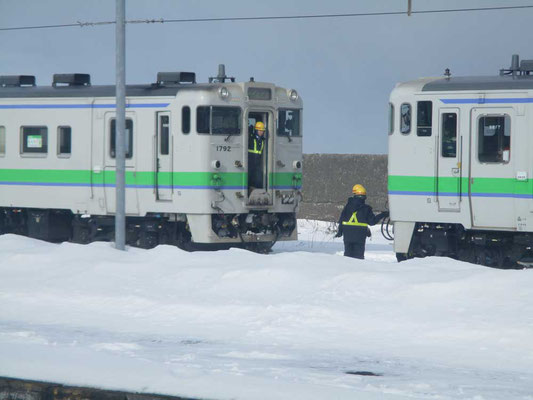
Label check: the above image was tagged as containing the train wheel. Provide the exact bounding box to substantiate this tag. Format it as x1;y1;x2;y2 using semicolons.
72;226;91;244
0;210;5;234
457;246;476;265
245;242;275;254
176;231;193;252
137;231;158;249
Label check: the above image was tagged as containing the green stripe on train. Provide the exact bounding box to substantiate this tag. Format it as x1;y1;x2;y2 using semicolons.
0;169;248;186
269;172;302;187
0;169;300;188
388;175;533;195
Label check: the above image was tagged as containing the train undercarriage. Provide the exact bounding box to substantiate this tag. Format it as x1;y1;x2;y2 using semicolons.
398;222;533;269
0;207;296;253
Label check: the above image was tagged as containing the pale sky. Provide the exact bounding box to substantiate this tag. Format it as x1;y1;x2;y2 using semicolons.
1;0;532;154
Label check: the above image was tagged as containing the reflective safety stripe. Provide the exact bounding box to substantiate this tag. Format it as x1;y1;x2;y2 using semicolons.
342;211;368;226
248;138;264;154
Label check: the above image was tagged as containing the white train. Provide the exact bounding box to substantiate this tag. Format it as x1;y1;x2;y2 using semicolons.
388;55;533;267
0;66;303;251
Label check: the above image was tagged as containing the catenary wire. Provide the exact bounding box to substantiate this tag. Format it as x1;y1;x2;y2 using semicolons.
0;4;533;32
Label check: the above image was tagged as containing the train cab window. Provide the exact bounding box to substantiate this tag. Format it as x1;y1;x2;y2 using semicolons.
400;103;411;134
110;118;133;159
478;115;511;163
416;101;432;136
57;126;71;156
388;103;394;135
441;113;457;158
277;109;301;137
0;126;5;156
21;126;48;154
196;106;242;135
182;106;191;134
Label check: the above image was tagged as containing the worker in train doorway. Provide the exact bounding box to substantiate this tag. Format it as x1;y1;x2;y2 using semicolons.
248;121;266;190
335;184;389;259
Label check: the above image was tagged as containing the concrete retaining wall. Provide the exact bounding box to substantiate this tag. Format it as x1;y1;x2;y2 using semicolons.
299;154;388;222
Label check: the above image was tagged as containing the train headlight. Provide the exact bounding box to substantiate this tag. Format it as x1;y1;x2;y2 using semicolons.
212;160;221;169
218;86;230;99
288;89;298;101
293;160;302;169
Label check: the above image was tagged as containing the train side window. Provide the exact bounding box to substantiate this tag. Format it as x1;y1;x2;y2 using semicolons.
21;126;48;154
400;103;411;134
160;116;169;155
57;126;72;156
441;113;457;158
110;118;133;159
417;101;432;136
277;109;301;137
182;106;190;134
0;126;5;156
196;106;210;134
478;115;510;163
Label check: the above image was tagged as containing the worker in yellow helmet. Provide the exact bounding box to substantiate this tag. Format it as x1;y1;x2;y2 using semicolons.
335;184;389;259
248;121;266;189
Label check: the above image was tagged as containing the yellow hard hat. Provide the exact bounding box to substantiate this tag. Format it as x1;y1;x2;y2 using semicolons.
254;121;266;131
352;184;366;196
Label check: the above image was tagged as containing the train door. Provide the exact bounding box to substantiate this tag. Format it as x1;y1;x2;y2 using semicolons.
103;112;139;214
247;110;273;205
469;107;514;229
155;111;172;200
437;108;461;211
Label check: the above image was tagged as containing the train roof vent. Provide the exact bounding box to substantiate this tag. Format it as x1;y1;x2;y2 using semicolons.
520;60;533;73
52;73;91;87
156;72;196;85
0;75;36;87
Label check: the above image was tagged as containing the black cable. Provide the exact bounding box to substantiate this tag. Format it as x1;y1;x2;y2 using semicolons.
381;217;394;241
1;5;532;32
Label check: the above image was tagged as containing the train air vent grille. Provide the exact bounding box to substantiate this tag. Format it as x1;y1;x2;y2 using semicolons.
0;75;36;87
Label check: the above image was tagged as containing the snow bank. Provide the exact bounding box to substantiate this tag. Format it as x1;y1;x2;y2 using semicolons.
1;221;532;399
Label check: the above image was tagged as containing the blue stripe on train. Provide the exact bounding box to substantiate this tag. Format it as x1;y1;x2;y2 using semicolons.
0;103;170;109
0;182;301;190
440;98;533;104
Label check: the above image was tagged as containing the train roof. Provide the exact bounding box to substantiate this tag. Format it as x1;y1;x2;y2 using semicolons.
0;67;288;100
0;83;213;99
392;56;533;94
422;75;533;92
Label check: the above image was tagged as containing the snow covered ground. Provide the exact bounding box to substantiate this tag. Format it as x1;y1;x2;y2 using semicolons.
1;220;533;399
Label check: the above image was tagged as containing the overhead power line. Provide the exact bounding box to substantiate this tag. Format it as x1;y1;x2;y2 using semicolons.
1;4;532;32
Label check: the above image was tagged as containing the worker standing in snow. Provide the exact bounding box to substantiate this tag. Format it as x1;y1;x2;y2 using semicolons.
335;184;389;259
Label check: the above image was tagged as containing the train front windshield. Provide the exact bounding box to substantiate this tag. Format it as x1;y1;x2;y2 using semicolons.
197;106;242;135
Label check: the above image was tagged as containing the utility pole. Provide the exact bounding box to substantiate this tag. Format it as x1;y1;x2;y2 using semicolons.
407;0;412;16
115;0;126;250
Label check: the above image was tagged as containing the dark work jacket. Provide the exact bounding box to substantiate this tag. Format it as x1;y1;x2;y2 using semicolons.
337;196;386;243
248;132;265;166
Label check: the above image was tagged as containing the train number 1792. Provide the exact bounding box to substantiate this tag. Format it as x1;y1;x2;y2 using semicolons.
216;145;231;152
